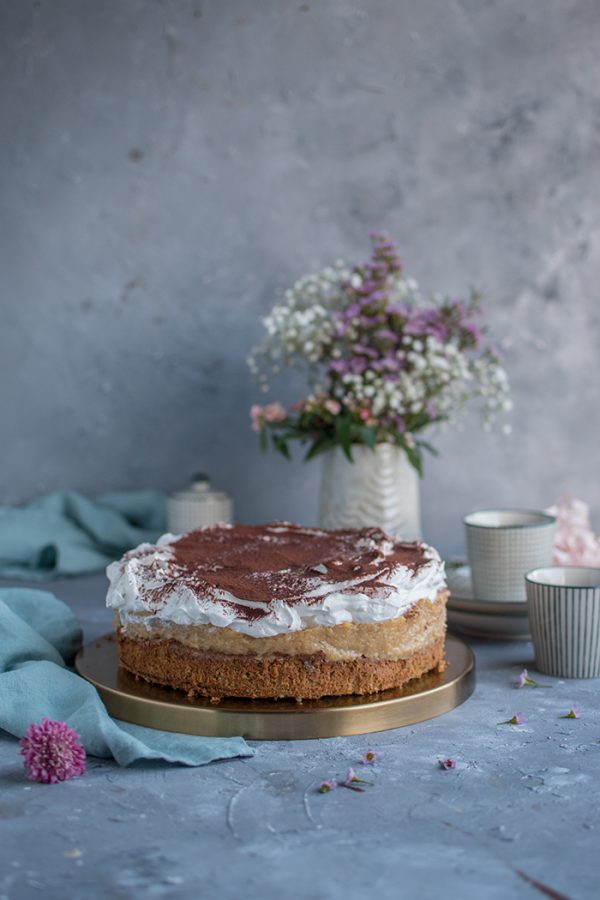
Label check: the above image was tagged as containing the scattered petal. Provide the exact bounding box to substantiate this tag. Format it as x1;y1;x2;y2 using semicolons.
318;779;337;793
438;758;457;770
361;749;379;765
497;713;524;726
20;719;86;784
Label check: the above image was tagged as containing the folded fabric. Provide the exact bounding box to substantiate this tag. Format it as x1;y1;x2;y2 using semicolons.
0;489;166;579
0;587;253;766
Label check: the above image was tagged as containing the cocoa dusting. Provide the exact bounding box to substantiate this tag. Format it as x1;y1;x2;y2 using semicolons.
136;523;430;622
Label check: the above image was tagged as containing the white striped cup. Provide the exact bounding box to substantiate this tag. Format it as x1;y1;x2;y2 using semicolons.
526;567;600;678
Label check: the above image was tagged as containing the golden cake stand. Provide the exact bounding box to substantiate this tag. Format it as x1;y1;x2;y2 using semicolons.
75;634;475;741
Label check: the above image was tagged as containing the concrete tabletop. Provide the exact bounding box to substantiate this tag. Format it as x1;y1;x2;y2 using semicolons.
1;575;598;900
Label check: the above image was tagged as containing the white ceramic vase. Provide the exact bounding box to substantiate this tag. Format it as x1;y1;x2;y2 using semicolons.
319;444;422;540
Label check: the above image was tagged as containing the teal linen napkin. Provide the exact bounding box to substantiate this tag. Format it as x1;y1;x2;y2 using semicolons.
0;588;253;766
0;490;166;579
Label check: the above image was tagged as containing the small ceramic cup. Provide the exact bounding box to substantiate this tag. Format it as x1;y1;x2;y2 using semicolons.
464;509;556;603
526;567;600;678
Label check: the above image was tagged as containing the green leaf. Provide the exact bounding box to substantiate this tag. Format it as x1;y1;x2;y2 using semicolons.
405;444;423;476
332;416;353;462
304;437;337;461
417;439;439;457
359;426;377;450
273;435;291;460
395;435;423;476
259;428;268;453
406;411;430;433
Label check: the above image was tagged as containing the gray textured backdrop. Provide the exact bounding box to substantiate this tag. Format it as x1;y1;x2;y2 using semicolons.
1;0;599;556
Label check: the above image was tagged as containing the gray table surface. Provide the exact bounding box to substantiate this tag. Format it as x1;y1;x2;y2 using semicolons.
1;575;598;900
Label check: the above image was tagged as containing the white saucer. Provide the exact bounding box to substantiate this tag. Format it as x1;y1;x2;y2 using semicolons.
445;564;531;641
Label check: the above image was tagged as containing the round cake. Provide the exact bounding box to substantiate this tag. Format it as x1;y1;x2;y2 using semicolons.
106;522;448;700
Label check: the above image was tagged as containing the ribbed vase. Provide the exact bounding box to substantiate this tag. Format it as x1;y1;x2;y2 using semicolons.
319;444;422;540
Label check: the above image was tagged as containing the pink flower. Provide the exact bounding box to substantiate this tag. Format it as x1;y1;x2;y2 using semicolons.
263;402;287;424
547;497;600;566
560;705;581;720
341;767;373;791
438;758;457;770
516;669;550;689
359;409;371;421
20;719;86;784
361;749;379;765
318;779;337;793
250;405;264;432
497;713;524;726
324;398;341;416
343;766;359;787
250;402;287;432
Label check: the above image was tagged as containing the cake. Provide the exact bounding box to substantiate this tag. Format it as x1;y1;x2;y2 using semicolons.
106;522;447;700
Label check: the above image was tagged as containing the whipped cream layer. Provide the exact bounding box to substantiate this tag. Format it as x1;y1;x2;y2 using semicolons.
106;522;446;638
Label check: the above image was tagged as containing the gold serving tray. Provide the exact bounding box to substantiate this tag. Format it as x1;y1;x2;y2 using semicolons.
75;633;475;741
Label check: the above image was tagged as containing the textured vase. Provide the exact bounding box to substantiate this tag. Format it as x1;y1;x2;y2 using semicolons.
319;444;422;540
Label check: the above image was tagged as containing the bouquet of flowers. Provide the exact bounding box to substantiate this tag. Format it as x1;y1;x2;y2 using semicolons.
249;233;511;473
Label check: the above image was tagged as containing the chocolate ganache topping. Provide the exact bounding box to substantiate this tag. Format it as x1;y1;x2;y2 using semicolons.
106;523;446;637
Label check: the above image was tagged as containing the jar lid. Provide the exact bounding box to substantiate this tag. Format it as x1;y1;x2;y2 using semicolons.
169;475;230;504
190;473;210;492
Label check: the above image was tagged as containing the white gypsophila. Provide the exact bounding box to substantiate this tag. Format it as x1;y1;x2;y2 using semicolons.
471;357;512;428
248;262;350;387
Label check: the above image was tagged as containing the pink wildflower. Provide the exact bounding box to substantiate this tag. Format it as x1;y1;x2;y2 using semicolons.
262;402;287;423
324;398;341;416
341;767;373;791
497;713;524;726
560;705;581;720
318;779;337;793
361;749;379;766
516;669;550;689
20;719;86;784
250;402;287;431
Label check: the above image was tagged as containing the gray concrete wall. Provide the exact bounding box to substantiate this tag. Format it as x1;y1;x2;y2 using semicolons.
1;0;599;556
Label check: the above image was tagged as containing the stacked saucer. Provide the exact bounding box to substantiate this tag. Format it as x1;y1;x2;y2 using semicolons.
446;563;531;641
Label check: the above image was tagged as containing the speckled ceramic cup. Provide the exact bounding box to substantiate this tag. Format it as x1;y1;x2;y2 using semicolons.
464;509;556;603
526;567;600;678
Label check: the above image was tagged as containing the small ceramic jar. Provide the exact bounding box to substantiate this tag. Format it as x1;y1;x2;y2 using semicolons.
167;474;232;534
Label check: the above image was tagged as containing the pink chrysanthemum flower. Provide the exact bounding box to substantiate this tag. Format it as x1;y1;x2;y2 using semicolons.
361;749;379;766
20;719;86;784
